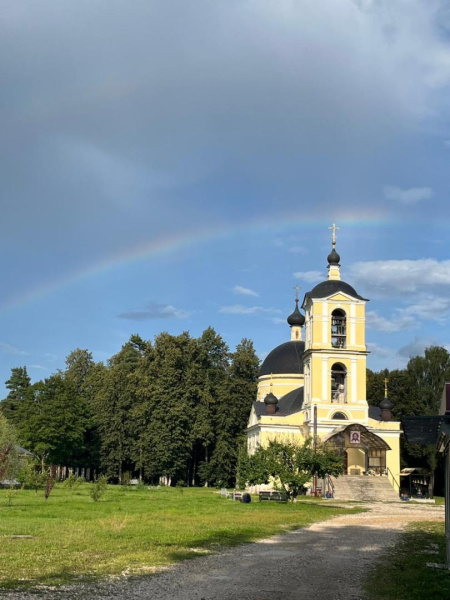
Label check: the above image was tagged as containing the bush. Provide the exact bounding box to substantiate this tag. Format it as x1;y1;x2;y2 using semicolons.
18;462;46;494
64;473;85;492
121;472;131;486
90;476;108;502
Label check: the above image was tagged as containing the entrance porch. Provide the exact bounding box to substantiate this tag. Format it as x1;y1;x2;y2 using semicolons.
325;423;391;477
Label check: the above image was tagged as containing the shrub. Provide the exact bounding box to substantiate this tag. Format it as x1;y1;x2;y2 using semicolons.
90;476;108;502
64;473;85;492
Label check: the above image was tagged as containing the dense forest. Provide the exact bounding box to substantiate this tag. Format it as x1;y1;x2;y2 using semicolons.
0;328;259;487
2;332;450;490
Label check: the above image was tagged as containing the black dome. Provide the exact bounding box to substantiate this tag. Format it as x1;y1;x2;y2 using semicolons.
379;397;394;410
287;300;305;327
327;248;340;264
264;392;278;406
259;341;305;376
305;280;368;301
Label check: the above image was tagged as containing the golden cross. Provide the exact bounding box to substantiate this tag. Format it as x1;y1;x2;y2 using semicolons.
293;284;300;301
384;377;389;398
329;223;339;247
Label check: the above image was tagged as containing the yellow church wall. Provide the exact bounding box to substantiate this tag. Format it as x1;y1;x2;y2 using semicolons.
259;412;306;428
356;360;367;400
257;375;304;401
386;442;401;492
354;304;366;347
347;448;366;474
306;296;367;353
318;408;368;422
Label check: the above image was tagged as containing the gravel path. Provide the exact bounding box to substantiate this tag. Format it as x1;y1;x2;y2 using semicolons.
0;502;444;600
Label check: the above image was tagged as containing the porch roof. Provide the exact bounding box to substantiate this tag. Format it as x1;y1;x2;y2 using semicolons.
324;423;391;451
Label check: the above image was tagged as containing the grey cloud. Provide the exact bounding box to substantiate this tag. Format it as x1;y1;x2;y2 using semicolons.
366;342;396;359
233;285;259;298
1;0;450;286
366;311;416;333
383;185;433;204
0;342;27;356
398;337;443;359
219;305;282;316
349;259;450;297
294;270;323;283
118;303;190;321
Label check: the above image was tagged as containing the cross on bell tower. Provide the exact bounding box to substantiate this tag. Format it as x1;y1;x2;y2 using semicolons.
327;222;341;281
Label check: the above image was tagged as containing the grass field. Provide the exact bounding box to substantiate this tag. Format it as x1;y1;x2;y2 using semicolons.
364;520;450;600
0;484;358;590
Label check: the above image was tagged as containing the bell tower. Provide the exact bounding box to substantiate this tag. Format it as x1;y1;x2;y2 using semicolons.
301;225;369;424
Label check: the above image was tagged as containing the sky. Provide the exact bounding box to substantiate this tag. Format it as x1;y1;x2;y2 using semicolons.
1;0;450;396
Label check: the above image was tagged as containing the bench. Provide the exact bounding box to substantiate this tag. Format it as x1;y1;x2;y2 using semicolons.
259;491;288;503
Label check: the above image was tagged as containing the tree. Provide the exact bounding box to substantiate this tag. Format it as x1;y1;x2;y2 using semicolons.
0;413;19;482
92;338;144;481
239;438;344;501
366;346;450;497
64;349;95;395
21;374;86;466
406;346;450;415
63;348;102;469
0;367;32;426
205;339;259;487
141;332;199;484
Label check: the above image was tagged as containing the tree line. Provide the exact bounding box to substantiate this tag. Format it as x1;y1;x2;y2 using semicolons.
367;345;450;493
2;334;449;491
0;328;259;487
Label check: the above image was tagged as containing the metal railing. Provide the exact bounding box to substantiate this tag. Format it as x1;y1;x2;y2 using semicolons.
386;467;401;496
325;473;335;498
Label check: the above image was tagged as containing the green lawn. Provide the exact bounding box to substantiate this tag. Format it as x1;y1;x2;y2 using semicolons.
364;521;450;600
0;485;358;590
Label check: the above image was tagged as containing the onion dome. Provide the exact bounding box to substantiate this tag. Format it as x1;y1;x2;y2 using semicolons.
379;397;394;411
379;379;394;421
264;391;279;415
327;247;340;265
287;299;305;327
264;392;278;407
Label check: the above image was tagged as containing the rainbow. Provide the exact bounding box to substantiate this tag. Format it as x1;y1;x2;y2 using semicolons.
2;208;386;311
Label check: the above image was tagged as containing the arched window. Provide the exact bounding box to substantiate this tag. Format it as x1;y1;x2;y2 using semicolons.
331;309;346;348
331;363;347;403
332;412;348;420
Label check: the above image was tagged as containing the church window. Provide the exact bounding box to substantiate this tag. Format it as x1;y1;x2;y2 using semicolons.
331;309;346;348
331;363;347;403
332;412;347;420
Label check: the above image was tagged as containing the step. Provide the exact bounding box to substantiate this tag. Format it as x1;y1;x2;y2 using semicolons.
330;475;400;502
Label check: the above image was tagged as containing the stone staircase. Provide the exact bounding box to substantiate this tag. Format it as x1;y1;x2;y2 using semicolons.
330;475;400;502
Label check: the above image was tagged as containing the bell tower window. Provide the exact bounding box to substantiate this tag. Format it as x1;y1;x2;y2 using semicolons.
331;309;346;348
332;412;348;420
331;363;347;403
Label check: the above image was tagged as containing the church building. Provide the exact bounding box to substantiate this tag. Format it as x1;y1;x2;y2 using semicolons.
247;226;401;493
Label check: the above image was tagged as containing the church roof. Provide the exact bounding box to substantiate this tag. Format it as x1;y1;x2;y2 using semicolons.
303;280;368;302
253;387;304;418
259;341;305;376
368;405;382;420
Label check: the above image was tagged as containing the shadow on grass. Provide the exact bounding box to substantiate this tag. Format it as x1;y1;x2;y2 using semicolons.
0;500;361;593
4;523;431;598
364;522;450;600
